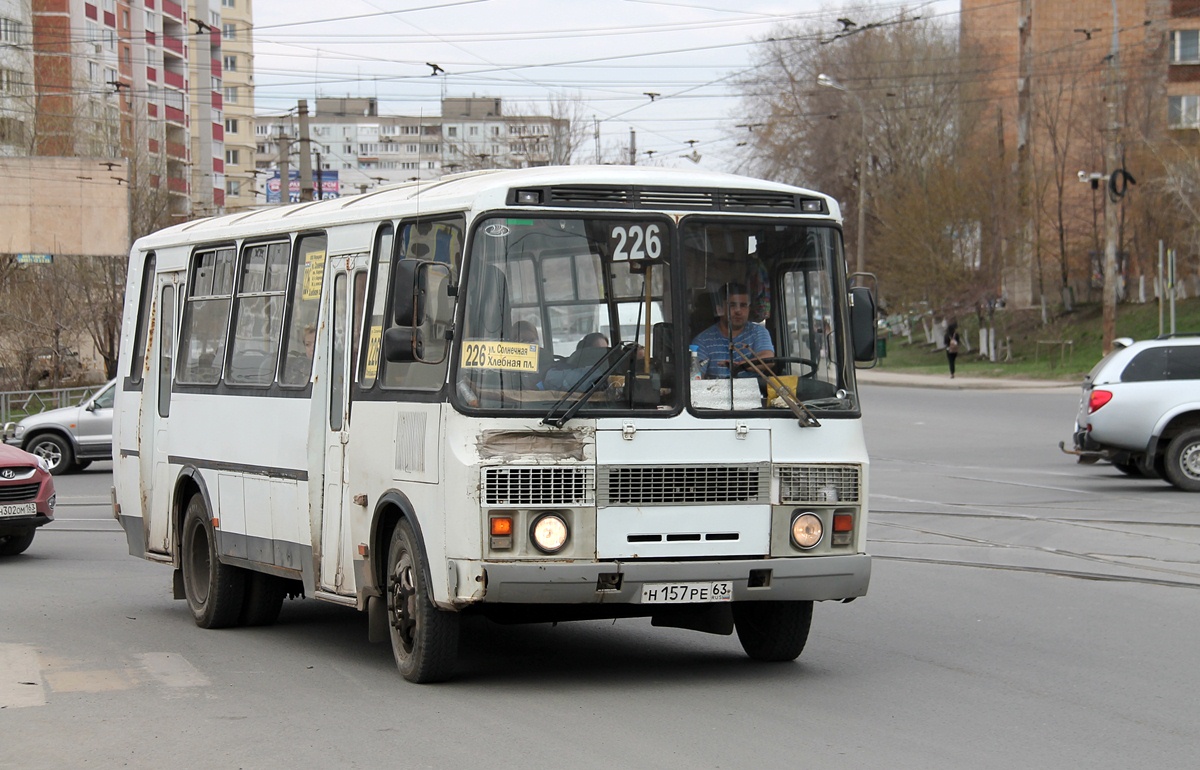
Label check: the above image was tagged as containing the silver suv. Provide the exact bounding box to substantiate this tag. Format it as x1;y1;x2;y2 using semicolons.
2;379;115;476
1065;335;1200;491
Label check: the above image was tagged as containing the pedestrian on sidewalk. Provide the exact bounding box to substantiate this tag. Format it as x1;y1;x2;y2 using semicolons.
944;322;962;378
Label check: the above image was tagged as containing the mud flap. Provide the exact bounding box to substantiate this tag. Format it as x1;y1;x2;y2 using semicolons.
367;594;388;643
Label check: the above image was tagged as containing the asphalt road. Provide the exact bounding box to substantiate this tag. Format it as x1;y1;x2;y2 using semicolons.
2;384;1198;769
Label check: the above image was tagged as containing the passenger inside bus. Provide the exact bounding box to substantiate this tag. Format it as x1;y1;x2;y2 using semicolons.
690;282;774;378
541;333;610;391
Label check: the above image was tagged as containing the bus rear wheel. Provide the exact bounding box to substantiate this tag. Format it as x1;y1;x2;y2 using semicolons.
386;520;460;683
181;496;245;628
733;600;813;662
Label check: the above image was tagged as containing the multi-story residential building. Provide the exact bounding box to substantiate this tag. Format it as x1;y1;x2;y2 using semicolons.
960;0;1181;305
255;97;565;199
215;0;253;211
22;0;230;223
0;1;33;156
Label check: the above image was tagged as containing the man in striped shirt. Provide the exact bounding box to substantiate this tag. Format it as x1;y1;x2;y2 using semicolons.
690;282;774;378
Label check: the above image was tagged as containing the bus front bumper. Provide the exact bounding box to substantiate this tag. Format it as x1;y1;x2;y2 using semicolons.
477;554;870;604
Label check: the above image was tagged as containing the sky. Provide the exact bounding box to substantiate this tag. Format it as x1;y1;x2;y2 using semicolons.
251;0;962;173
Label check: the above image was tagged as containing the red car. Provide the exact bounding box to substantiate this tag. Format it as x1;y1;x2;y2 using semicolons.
0;443;56;555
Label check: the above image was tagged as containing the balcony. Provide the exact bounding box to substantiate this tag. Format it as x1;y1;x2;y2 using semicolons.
147;103;158;118
211;92;222;110
212;123;224;141
162;34;184;56
166;140;188;160
165;105;186;125
163;70;185;90
162;0;183;21
148;138;159;154
167;175;188;194
145;31;156;46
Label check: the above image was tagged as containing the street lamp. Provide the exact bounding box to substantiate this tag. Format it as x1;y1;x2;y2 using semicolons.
817;73;868;276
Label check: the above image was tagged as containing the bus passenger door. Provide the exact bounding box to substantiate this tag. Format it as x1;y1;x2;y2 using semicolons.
318;267;362;594
144;275;178;555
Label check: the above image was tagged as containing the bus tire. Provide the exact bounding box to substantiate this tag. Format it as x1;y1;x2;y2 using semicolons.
386;520;460;683
239;571;287;627
181;495;245;629
733;600;813;662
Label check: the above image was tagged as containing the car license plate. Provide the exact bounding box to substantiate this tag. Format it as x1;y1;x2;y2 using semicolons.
0;503;36;518
641;581;733;604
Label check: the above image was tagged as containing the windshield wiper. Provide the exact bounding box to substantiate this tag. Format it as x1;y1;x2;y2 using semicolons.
801;391;855;411
734;348;821;428
541;343;636;428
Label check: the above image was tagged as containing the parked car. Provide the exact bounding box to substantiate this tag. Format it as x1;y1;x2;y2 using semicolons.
0;444;56;555
1064;334;1200;491
2;379;115;476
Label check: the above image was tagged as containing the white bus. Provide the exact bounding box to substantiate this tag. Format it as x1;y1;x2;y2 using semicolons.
113;166;877;683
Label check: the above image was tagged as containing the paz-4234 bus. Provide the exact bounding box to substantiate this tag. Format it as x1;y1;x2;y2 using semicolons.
112;165;877;683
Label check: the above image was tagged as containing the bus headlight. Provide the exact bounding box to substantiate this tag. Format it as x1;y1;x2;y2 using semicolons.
790;512;823;549
530;513;569;554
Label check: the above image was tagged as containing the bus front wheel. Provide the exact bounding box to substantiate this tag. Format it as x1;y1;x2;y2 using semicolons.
181;496;246;629
386;520;460;683
733;600;813;662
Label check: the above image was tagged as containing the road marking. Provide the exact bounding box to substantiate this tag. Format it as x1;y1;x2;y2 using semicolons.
137;652;210;688
0;643;47;709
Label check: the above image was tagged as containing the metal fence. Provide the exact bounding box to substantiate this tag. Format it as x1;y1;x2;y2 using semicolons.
1;385;98;425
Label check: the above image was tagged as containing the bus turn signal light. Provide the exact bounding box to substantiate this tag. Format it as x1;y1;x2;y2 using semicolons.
490;515;514;551
832;514;853;546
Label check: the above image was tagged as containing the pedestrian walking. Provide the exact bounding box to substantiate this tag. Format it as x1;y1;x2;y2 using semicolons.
944;322;962;379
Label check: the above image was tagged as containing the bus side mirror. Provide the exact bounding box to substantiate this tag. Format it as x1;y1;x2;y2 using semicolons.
384;261;453;365
392;260;427;326
849;286;878;363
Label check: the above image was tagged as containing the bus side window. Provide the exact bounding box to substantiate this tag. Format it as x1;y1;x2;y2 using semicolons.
226;242;288;386
361;223;394;388
280;234;327;387
128;252;155;388
178;247;235;385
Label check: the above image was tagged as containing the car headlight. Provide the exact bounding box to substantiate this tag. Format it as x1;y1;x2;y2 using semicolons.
530;513;569;554
790;512;823;549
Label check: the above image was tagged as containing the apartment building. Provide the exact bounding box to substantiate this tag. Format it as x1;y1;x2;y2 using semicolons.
211;0;253;211
255;96;565;198
0;1;33;156
960;0;1184;305
18;0;230;223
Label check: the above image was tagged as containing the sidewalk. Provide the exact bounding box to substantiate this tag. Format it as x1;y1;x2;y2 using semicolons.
856;367;1078;391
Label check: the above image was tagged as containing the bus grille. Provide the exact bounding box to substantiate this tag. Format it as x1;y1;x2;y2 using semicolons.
482;466;595;507
775;465;861;504
0;482;40;503
599;464;768;506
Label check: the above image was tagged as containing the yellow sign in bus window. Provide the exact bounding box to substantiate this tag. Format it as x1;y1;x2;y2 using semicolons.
460;341;539;372
364;325;382;379
302;250;326;300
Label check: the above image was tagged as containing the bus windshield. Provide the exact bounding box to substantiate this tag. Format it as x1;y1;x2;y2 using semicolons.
453;214;855;415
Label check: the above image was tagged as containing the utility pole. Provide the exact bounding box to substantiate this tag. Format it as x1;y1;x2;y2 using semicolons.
1101;0;1121;353
1017;0;1034;303
276;131;291;206
629;129;636;165
298;100;315;202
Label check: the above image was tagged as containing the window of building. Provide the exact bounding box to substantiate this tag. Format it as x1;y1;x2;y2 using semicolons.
225;118;239;134
0;17;23;44
1173;30;1200;63
491;126;500;136
469;126;478;136
447;126;457;137
145;10;155;30
226;149;240;165
224;86;239;104
104;29;116;51
406;144;418;154
256;123;271;136
358;144;378;155
1169;95;1200;128
103;0;116;13
223;56;237;72
223;0;236;7
226;180;241;196
0;69;23;96
222;23;236;40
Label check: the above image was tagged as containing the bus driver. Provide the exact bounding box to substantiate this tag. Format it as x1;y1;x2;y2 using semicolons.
691;282;774;378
